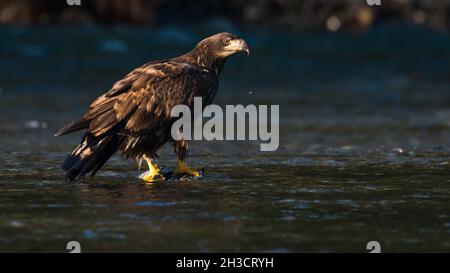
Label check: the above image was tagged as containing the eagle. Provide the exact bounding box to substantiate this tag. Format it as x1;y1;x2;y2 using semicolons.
56;32;250;182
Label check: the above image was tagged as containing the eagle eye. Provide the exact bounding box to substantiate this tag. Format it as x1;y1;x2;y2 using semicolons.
223;38;231;45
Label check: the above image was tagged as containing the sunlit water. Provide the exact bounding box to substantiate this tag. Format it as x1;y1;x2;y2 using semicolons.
0;25;449;252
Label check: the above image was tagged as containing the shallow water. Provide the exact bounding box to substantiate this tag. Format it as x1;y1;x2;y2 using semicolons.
0;25;450;252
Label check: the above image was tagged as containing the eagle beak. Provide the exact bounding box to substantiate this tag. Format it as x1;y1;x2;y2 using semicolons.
241;40;250;55
226;39;250;55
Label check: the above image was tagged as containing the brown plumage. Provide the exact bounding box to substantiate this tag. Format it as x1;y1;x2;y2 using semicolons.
56;32;249;181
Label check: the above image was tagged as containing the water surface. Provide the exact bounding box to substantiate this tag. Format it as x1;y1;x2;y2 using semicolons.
0;25;449;252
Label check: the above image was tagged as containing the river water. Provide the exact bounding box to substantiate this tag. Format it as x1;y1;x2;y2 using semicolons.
0;25;449;252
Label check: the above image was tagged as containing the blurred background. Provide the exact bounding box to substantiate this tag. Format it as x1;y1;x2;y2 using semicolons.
0;0;449;252
0;0;450;32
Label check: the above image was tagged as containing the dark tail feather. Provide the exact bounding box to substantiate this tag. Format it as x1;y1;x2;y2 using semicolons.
55;117;90;136
61;134;124;181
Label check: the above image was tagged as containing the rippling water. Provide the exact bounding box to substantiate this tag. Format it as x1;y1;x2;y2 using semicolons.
0;25;450;252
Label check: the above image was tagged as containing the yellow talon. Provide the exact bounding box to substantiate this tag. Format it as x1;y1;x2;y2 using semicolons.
175;160;201;177
139;155;164;182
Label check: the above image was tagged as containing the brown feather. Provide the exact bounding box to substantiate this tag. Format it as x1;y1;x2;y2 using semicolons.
56;32;244;180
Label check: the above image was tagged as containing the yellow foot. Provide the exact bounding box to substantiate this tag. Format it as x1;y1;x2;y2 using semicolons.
139;155;165;182
175;160;202;177
139;170;165;182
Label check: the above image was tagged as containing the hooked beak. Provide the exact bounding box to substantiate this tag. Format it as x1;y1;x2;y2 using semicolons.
225;39;250;55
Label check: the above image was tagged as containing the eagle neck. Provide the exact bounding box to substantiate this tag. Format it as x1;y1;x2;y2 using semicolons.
188;48;227;76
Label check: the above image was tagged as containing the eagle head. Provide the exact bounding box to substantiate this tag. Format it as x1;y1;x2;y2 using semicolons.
197;32;250;58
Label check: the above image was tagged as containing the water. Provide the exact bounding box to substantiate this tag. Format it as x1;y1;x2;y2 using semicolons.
0;25;450;252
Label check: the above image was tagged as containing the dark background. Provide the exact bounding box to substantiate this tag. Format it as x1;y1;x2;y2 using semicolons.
0;0;449;252
0;0;449;32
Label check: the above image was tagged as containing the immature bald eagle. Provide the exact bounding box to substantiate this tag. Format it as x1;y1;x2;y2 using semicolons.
56;32;249;182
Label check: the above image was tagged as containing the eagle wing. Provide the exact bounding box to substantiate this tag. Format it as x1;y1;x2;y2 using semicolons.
56;61;218;138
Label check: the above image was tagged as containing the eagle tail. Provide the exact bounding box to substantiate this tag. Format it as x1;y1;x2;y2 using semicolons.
55;117;90;136
61;134;124;181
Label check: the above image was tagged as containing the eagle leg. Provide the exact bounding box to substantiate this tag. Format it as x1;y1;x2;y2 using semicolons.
175;160;202;177
172;140;202;178
139;155;164;182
